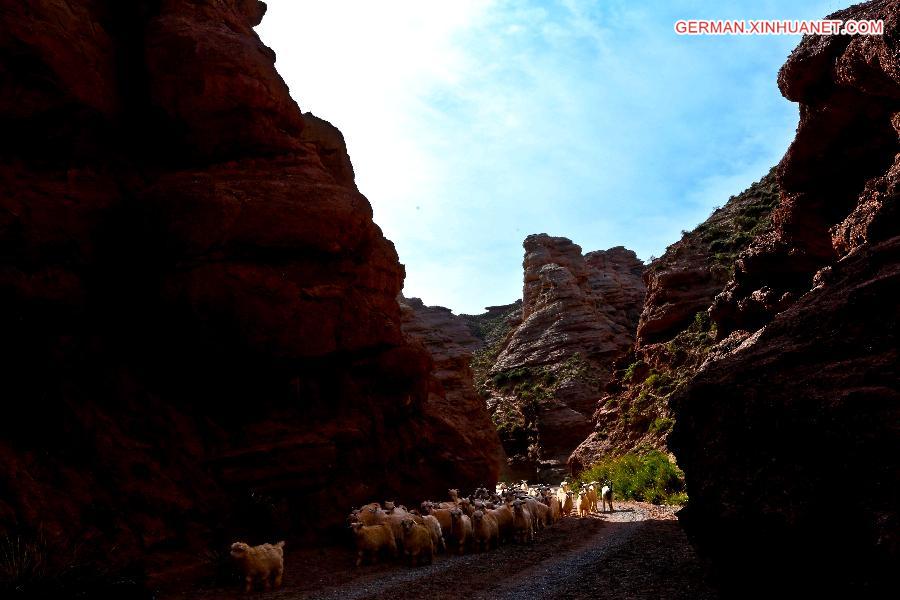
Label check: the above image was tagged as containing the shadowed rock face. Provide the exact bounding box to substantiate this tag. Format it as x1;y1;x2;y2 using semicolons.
0;0;501;576
569;171;780;473
479;235;645;481
399;297;505;485
671;0;900;594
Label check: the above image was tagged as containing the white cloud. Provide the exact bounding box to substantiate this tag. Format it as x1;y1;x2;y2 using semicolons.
258;0;832;314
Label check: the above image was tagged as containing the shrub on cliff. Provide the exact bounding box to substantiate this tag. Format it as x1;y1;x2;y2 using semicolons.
576;451;688;505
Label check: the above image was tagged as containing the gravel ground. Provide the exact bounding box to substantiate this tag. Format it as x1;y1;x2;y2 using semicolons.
161;502;718;600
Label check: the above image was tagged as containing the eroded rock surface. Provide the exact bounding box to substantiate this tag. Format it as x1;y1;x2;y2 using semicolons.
671;1;900;594
477;235;645;481
0;0;501;580
570;171;780;472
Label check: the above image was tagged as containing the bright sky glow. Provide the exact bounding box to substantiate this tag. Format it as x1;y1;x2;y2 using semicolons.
258;0;838;314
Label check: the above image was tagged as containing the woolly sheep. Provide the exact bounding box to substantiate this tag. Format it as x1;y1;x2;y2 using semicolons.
511;500;534;543
562;490;575;516
577;490;591;517
230;541;285;593
448;508;473;554
601;484;614;513
471;510;499;552
400;518;434;566
487;503;514;544
350;522;397;567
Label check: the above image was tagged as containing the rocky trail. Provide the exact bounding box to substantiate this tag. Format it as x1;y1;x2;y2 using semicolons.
162;503;717;600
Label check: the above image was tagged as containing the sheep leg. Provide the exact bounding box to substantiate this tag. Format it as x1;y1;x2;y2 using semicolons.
244;576;253;593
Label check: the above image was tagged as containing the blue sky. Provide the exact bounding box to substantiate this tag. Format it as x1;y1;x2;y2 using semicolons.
258;0;839;314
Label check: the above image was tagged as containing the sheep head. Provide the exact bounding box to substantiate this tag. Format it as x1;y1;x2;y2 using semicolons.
230;542;250;559
400;518;416;534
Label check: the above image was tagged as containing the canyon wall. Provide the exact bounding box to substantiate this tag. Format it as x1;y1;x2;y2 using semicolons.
570;171;780;471
0;0;501;582
670;0;899;594
475;235;645;481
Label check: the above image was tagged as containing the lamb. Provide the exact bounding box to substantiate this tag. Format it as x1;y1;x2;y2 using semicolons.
400;518;434;566
511;500;534;543
230;541;285;592
447;508;473;554
350;522;397;567
470;510;499;551
601;484;614;513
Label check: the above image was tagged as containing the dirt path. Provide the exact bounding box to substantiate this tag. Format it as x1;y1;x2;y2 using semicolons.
162;503;717;600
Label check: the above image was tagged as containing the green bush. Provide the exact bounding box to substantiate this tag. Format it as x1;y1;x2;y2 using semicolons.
576;450;687;505
649;416;675;434
623;360;647;383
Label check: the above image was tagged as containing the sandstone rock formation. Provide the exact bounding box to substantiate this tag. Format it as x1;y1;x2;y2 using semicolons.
0;0;501;583
476;235;645;481
670;0;899;594
399;297;506;484
569;171;780;472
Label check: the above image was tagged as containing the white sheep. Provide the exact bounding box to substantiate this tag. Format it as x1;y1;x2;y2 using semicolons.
229;541;285;592
586;482;599;513
562;490;575;516
601;484;614;513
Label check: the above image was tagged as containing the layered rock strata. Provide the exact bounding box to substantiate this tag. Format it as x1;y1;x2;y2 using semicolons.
478;235;645;481
0;0;502;579
670;0;900;594
570;170;780;471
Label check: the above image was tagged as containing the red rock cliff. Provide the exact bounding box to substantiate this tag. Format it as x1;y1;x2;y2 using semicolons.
478;235;645;481
569;171;780;472
670;0;899;594
0;0;502;581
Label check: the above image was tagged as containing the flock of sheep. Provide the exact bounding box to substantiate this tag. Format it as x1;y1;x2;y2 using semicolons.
348;480;614;568
227;480;614;592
